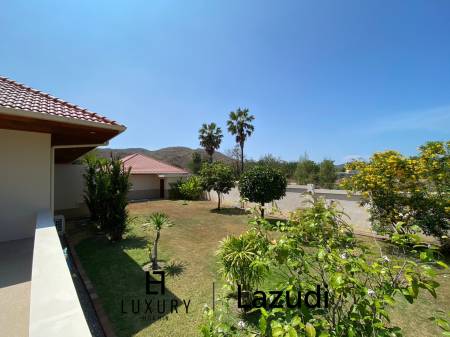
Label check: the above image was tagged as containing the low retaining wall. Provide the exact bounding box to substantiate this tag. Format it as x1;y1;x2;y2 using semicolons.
29;210;91;337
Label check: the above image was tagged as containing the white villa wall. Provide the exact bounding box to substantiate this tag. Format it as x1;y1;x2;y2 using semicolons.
54;164;85;211
0;129;51;241
128;174;187;200
129;174;160;191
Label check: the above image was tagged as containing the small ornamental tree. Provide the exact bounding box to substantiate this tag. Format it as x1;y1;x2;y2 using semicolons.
188;151;204;174
200;162;235;210
342;141;450;243
318;159;337;188
295;155;319;185
239;165;287;217
144;212;173;270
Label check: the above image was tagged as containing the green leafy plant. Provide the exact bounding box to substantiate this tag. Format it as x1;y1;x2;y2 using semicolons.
200;162;235;210
295;154;319;185
239;165;287;217
179;175;204;200
169;178;184;199
189;151;205;174
227;108;255;173
342;141;450;244
83;155;130;241
201;299;249;337
217;231;268;293
199;122;223;162
144;212;173;270
201;198;446;337
318;159;337;188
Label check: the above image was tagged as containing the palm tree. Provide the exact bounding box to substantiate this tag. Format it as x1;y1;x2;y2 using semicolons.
145;212;173;270
227;108;255;173
199;122;223;162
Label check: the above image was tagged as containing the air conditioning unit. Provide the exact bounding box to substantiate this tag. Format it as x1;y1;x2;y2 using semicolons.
54;215;65;236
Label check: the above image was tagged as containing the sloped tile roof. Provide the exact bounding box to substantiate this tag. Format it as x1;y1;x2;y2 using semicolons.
122;153;189;175
0;76;122;127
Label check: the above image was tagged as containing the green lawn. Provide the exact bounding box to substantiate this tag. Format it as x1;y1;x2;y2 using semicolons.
73;200;450;337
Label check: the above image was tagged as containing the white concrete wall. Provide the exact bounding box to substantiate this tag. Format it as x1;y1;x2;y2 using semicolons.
129;174;160;191
0;129;51;241
54;164;85;211
29;210;91;337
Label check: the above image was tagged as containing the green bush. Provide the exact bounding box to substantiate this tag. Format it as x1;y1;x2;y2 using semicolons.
343;141;450;243
83;155;131;241
295;155;319;185
201;198;446;337
239;165;287;217
318;159;337;188
217;231;268;292
179;176;204;200
169;179;184;199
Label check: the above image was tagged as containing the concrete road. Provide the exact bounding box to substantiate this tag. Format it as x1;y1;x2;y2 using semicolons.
208;185;373;236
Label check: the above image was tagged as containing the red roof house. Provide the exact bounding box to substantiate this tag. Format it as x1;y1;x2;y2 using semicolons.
121;153;188;200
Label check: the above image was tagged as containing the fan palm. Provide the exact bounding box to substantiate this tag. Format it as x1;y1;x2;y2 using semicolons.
198;122;223;162
145;212;173;270
227;108;255;173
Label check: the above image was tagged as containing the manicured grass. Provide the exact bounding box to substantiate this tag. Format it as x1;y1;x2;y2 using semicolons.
73;200;450;337
74;200;249;337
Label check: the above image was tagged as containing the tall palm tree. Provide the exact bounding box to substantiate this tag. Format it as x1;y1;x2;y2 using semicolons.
227;108;255;173
145;212;173;270
198;122;223;162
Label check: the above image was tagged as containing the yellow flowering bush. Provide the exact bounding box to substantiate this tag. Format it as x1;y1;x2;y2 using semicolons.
342;141;449;243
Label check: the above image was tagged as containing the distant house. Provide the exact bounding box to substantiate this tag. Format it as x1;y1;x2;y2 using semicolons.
122;153;189;200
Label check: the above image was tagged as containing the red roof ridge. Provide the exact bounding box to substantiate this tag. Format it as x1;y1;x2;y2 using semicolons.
121;153;140;162
0;76;123;127
121;153;189;174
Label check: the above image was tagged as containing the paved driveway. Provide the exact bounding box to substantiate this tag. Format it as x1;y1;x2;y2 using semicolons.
208;185;373;236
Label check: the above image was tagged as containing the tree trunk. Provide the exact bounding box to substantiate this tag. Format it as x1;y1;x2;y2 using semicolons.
151;230;160;270
217;192;221;210
261;202;265;218
240;143;244;173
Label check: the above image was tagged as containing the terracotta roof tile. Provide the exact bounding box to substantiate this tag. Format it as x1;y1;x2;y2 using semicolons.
122;153;189;175
0;76;122;127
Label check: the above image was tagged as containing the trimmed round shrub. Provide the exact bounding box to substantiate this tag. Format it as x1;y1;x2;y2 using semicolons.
239;165;287;217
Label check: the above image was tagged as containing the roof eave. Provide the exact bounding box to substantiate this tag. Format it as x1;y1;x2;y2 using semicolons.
0;106;126;133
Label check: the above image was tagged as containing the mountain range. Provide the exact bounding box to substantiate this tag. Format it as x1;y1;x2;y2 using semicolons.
95;146;232;170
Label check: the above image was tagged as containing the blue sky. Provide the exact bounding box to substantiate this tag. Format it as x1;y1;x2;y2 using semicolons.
1;0;449;163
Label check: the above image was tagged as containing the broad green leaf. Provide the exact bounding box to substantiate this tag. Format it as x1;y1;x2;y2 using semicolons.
305;323;316;337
